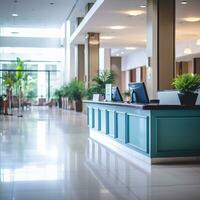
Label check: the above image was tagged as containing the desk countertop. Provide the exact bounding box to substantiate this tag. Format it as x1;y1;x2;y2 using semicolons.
83;100;200;110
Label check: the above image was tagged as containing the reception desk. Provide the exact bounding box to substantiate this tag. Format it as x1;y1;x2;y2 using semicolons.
84;100;200;164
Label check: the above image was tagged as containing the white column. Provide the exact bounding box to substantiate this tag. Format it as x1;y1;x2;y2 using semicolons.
99;48;111;71
65;20;76;83
37;63;46;98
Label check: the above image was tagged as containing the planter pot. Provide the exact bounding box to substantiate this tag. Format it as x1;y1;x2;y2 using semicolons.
58;99;62;108
178;93;198;105
68;99;74;110
75;100;82;112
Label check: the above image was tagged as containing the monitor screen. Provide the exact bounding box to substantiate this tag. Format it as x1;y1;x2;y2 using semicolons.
112;86;123;102
128;82;149;104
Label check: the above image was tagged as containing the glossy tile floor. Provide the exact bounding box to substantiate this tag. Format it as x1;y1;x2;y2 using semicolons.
0;107;200;200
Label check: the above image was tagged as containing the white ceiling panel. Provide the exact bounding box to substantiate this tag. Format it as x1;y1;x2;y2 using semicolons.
0;0;77;28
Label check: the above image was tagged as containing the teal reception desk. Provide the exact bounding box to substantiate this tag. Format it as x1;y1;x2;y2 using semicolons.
84;100;200;164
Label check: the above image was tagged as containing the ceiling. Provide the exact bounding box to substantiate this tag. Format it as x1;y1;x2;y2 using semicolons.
0;0;77;28
70;0;146;48
176;0;200;41
70;0;200;52
1;0;200;57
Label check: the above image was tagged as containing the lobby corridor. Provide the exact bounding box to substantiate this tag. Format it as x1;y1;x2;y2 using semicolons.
0;108;200;200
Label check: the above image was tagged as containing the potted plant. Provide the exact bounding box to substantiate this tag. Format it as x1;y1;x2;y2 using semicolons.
172;73;200;105
68;79;85;112
62;84;74;110
53;88;63;108
2;71;17;114
87;70;116;99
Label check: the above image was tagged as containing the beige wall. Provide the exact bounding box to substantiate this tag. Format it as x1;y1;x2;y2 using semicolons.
194;58;200;74
175;61;189;76
111;57;122;90
121;71;126;92
188;60;193;73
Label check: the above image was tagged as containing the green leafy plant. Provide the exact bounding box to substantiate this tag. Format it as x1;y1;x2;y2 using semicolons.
53;88;63;101
172;73;200;94
2;72;17;89
123;91;130;98
16;57;24;81
61;84;71;99
68;79;85;101
87;70;116;99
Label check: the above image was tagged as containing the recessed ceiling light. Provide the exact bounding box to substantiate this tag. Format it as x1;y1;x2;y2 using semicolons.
184;48;192;54
100;36;114;40
183;17;200;22
125;47;136;50
125;10;145;16
181;1;188;5
140;5;146;8
109;26;125;30
89;40;99;45
12;13;18;17
116;54;120;56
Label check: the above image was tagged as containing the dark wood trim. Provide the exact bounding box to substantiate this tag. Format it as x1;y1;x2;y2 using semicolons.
83;100;200;110
194;58;197;74
157;0;160;91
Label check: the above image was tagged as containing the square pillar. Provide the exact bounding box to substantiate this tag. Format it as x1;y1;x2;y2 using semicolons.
85;32;100;87
146;0;175;98
75;44;85;81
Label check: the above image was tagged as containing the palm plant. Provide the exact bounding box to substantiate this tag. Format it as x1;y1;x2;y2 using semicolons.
53;88;63;108
16;57;24;82
87;70;116;99
68;79;85;101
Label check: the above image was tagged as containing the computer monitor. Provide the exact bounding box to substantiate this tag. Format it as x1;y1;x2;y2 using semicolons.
128;82;149;104
112;86;123;102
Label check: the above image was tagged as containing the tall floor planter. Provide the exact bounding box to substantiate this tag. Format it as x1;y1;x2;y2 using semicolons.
58;98;62;108
75;100;82;112
68;99;74;110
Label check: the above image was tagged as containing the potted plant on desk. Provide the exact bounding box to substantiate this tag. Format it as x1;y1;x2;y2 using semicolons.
87;70;116;99
172;73;200;105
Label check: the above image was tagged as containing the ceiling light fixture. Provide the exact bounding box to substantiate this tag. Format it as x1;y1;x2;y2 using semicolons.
89;40;99;45
116;54;120;56
183;17;200;22
181;1;188;5
196;39;200;46
12;13;18;17
140;5;146;8
184;48;192;54
100;36;114;40
125;10;145;16
125;47;136;50
109;26;125;30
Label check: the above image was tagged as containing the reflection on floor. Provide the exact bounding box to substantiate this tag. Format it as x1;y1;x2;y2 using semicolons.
0;107;200;200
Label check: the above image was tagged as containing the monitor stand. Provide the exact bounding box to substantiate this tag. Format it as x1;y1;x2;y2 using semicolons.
149;99;160;104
